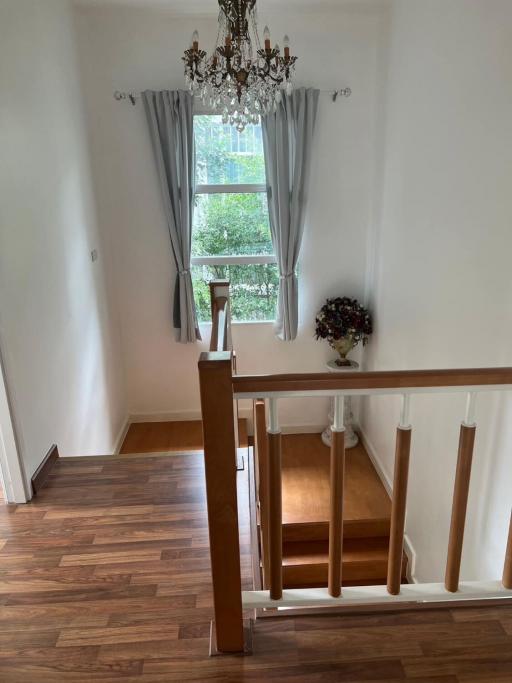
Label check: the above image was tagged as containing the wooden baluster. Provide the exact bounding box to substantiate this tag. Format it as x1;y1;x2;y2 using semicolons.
503;512;512;589
387;395;412;596
198;351;244;653
328;396;346;597
254;399;271;588
445;393;477;593
267;398;283;600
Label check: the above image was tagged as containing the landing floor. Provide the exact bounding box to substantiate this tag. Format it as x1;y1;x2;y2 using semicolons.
120;419;248;454
0;452;511;681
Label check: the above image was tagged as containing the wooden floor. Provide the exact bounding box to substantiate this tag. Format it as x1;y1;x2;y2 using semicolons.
1;452;512;681
120;419;248;454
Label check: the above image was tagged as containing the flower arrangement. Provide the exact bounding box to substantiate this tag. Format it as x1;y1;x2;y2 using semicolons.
315;297;373;365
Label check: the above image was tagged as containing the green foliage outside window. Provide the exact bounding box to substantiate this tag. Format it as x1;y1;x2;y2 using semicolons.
192;116;278;323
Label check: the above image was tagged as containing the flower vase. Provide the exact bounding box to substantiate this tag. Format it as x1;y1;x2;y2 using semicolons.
331;336;355;367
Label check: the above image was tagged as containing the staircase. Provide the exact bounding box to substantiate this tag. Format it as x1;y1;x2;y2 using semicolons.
257;433;408;589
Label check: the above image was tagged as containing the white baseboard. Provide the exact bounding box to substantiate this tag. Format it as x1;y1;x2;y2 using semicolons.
281;423;325;435
358;427;418;584
113;416;131;455
129;410;202;423
129;407;256;424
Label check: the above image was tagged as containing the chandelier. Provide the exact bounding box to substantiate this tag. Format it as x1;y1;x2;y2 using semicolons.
183;0;298;132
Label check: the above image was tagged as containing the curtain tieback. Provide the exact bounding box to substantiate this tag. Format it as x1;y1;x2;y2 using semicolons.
280;273;295;280
178;269;191;276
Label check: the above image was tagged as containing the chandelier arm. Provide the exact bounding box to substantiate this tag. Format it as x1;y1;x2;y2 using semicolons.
183;0;298;129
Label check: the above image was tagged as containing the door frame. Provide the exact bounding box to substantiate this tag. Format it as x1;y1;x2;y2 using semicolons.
0;350;28;503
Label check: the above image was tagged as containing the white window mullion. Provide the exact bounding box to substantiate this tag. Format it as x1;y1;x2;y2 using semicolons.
195;183;267;195
191;255;276;266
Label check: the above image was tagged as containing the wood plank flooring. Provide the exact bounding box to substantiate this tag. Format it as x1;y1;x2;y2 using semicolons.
1;452;512;681
120;419;248;454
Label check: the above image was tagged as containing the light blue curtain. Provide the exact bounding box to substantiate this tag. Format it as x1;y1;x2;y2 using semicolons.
262;87;320;341
142;90;200;343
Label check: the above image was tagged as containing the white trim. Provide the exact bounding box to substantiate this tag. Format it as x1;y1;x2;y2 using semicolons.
192;254;276;266
280;423;326;435
234;384;512;400
129;410;203;423
399;394;411;429
333;395;344;430
242;581;512;610
0;354;28;503
464;391;477;426
113;417;131;455
268;398;280;433
128;406;254;424
196;183;267;195
359;427;417;582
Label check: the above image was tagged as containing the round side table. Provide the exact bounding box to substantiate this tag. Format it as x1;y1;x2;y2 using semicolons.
321;359;360;449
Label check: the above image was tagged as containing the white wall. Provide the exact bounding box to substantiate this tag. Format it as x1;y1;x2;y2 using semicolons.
0;0;126;479
74;2;388;428
362;0;512;581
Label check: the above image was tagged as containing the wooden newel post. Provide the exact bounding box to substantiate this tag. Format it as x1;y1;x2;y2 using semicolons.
198;351;244;653
503;512;512;589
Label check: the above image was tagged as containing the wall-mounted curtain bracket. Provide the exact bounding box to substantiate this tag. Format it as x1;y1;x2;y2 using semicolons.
331;88;352;102
114;90;138;105
113;88;352;106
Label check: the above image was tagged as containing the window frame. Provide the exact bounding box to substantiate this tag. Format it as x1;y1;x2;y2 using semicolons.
191;113;276;270
191;113;277;323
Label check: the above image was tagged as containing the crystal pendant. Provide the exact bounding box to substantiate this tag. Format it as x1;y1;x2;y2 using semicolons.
182;12;297;131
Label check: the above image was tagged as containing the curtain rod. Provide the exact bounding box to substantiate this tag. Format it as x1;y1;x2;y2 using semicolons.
113;87;351;106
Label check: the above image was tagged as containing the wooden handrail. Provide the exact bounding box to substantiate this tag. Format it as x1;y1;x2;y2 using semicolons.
199;341;512;653
233;367;512;396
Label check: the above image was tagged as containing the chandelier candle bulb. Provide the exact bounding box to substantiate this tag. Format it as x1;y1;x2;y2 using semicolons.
264;25;271;51
284;35;290;59
183;0;297;131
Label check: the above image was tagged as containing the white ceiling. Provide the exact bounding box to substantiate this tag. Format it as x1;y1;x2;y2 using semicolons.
74;0;382;13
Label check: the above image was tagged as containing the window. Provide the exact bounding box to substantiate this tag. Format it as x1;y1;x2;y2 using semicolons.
191;115;278;322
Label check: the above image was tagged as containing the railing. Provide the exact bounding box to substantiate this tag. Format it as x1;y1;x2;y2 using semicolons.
209;280;231;353
199;286;512;653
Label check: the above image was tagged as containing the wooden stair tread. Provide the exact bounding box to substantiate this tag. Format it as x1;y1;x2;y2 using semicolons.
283;538;391;565
280;435;391;539
280;538;408;588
